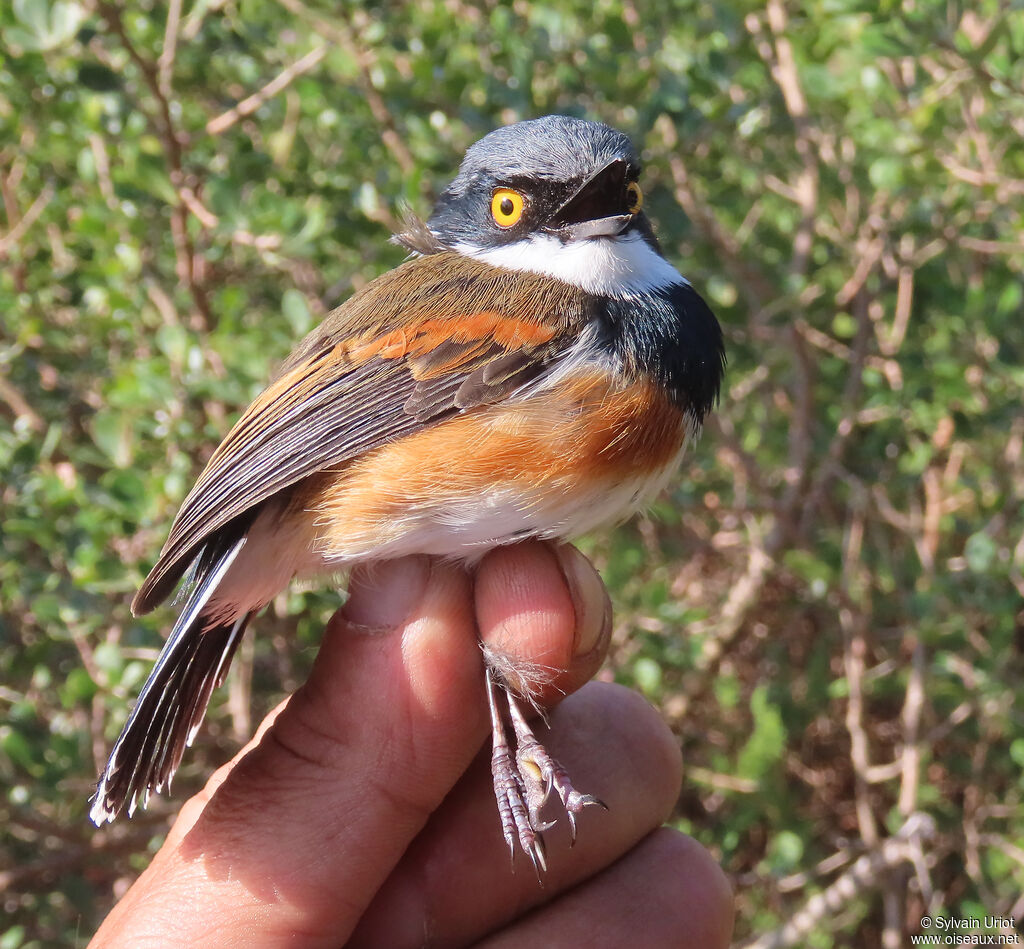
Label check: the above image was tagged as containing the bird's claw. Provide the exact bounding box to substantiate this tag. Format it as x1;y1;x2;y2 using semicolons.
486;673;603;870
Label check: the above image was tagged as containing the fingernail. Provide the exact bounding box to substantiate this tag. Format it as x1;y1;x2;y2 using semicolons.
343;556;431;629
553;545;611;657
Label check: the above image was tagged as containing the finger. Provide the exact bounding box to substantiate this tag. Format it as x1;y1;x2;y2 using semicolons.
94;556;491;947
475;542;611;703
475;828;735;949
92;544;600;949
165;541;604;851
347;682;682;949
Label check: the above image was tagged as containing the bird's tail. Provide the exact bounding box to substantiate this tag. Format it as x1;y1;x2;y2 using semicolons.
89;536;251;825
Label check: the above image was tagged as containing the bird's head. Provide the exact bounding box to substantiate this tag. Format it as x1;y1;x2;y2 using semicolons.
423;116;681;299
429;115;648;247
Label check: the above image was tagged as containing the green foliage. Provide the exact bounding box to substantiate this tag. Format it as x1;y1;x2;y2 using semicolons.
736;686;786;782
2;1;1022;945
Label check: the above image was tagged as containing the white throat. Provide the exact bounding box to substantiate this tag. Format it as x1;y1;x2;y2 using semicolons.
452;231;689;299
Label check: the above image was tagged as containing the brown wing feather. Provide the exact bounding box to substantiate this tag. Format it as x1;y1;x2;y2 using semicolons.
133;252;589;614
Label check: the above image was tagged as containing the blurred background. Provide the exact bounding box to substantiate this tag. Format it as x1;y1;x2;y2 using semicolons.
2;0;1022;945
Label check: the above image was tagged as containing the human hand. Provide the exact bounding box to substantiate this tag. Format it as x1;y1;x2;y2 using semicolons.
90;542;733;947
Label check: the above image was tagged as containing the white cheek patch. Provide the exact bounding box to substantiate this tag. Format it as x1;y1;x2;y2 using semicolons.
453;231;689;299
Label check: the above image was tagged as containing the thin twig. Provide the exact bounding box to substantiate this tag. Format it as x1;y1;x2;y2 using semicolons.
742;814;937;949
206;45;329;136
656;114;776;310
0;179;54;258
270;0;418;176
897;638;926;822
0;373;45;432
841;604;880;848
157;0;182;100
95;2;213;328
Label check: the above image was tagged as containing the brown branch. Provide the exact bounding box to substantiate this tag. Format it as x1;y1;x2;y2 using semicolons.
0;818;167;891
938;152;1024;195
878;260;914;356
0;179;54;258
88;133;118;210
797;290;873;536
145;279;180;327
897;641;926;816
840;604;880;848
794;319;902;387
0;373;45;432
205;45;329;136
957;234;1024;255
157;0;182;100
747;1;820;278
95;3;184;170
676;516;780;718
656;116;776;309
741;814;937;949
95;2;212;329
835;235;883;306
781;321;815;512
0;155;22;226
270;0;417;176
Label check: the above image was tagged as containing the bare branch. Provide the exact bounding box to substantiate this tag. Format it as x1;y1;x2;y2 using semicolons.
746;1;819;277
0;179;54;258
676;516;777;718
957;234;1024;255
656;115;776;309
158;0;182;100
742;814;937;949
177;186;219;228
270;0;418;176
95;2;213;328
0;373;45;432
206;45;329;136
898;641;926;816
840;605;880;847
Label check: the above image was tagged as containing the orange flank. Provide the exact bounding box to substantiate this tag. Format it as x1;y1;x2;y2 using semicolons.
301;371;683;555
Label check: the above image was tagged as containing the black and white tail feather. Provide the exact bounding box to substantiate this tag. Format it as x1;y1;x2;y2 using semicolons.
89;536;251;825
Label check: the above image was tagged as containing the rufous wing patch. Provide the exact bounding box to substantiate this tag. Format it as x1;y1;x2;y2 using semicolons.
345;312;558;379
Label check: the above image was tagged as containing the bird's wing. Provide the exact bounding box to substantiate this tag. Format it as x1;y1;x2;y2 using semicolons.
133;252;589;613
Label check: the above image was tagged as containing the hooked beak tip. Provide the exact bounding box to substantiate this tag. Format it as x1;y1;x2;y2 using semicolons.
545;157;634;241
548;213;633;242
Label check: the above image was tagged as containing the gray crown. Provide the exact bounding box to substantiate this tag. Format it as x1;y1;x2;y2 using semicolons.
446;115;638;193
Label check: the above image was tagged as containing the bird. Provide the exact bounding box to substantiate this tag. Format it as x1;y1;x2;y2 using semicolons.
89;114;725;871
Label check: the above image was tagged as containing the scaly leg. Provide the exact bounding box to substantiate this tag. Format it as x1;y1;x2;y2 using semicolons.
506;691;606;844
486;670;549;873
486;668;606;872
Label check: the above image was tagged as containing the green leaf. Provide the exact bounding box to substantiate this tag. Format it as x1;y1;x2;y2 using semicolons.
0;726;37;774
737;686;786;780
13;0;49;32
91;411;134;468
281;288;313;335
964;532;997;573
60;666;98;705
767;830;805;872
633;656;663;697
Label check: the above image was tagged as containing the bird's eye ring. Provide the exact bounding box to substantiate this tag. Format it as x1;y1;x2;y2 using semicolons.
491;188;525;228
626;181;643;214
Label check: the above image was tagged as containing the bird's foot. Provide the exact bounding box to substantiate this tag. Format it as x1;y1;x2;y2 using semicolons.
506;693;606;844
485;672;604;874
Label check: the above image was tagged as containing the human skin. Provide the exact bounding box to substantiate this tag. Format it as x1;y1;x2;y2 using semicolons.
90;542;734;948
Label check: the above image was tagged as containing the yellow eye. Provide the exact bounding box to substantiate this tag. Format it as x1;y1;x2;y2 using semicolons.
626;181;643;214
491;188;525;227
